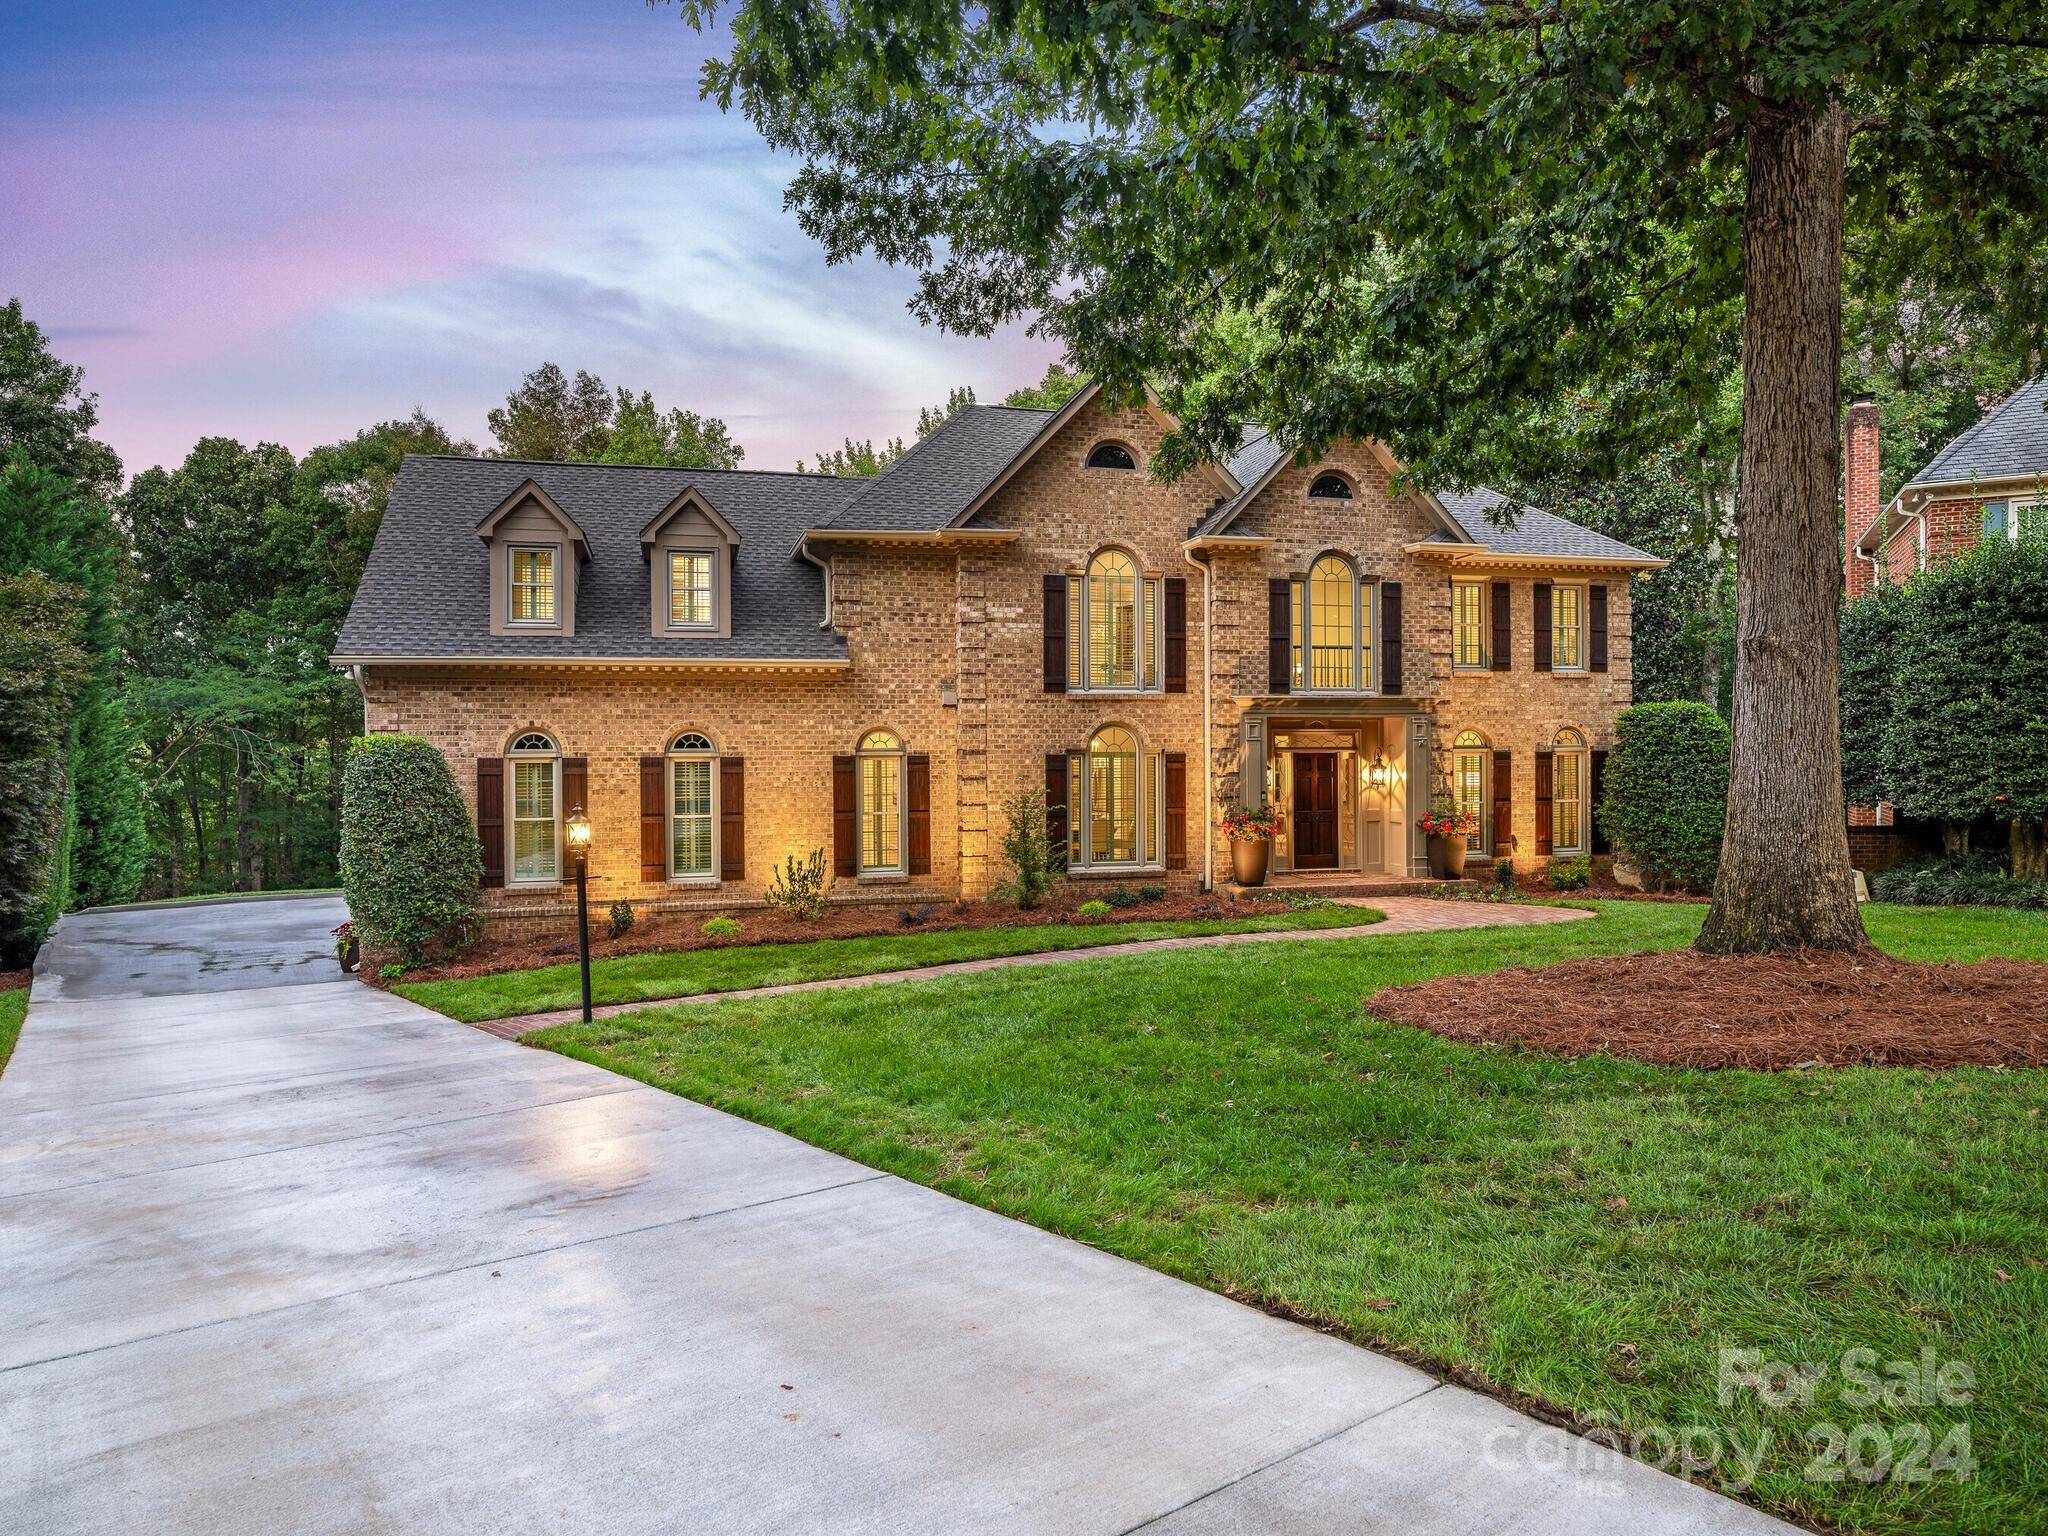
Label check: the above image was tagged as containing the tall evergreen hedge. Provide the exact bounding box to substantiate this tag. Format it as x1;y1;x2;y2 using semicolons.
1598;701;1730;892
1838;584;1903;809
339;734;482;962
0;573;90;966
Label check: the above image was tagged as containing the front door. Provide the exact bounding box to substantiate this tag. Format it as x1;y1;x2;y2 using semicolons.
1292;752;1339;869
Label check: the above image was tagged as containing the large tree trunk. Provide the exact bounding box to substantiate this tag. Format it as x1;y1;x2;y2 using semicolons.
2013;821;2048;882
1698;103;1867;954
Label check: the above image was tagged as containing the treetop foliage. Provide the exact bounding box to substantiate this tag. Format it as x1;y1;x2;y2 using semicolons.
0;298;123;501
488;361;745;469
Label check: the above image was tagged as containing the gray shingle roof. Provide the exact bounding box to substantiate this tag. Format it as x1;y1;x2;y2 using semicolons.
1188;428;1289;538
1907;374;2048;488
1434;487;1659;562
335;456;852;663
822;404;1054;533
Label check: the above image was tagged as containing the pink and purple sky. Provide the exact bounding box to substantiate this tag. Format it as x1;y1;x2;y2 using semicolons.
2;1;1058;483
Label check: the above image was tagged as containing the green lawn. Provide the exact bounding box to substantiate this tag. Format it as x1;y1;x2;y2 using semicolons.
397;902;1381;1022
0;986;25;1076
532;901;2048;1536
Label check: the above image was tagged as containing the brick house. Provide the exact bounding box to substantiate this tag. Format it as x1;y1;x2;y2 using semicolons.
334;384;1662;925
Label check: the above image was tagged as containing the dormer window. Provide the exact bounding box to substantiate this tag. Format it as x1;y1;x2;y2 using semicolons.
641;486;739;638
668;551;715;629
1309;473;1355;499
509;546;558;624
1086;442;1138;471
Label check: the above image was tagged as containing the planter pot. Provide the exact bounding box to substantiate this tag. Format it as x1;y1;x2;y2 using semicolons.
338;939;360;975
1443;838;1469;879
1231;837;1271;887
1425;834;1450;879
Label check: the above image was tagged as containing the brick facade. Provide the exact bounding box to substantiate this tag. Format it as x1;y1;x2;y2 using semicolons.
362;395;1646;921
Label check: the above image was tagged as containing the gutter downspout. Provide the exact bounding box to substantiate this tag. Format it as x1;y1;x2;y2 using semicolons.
796;537;835;629
1182;543;1214;892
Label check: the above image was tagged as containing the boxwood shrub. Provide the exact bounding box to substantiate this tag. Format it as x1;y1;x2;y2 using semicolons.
339;734;482;963
1598;701;1729;892
1869;855;2048;909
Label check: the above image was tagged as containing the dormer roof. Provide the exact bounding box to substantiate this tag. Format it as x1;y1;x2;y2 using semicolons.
639;485;743;560
474;478;592;562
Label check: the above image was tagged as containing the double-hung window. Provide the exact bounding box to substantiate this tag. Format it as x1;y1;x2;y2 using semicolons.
1452;582;1488;669
668;732;717;880
1551;584;1586;671
1452;730;1490;855
507;732;560;884
1066;727;1165;871
509;546;557;624
1289;554;1372;692
1552;728;1587;854
1067;549;1163;693
856;730;906;874
1984;499;2046;543
667;551;715;629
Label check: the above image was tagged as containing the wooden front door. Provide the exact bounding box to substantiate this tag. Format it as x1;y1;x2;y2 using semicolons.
1292;752;1339;868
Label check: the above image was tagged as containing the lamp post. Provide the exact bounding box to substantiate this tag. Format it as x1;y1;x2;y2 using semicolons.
566;805;593;1023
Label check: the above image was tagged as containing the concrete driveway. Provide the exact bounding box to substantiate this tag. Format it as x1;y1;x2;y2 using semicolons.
1;897;1791;1534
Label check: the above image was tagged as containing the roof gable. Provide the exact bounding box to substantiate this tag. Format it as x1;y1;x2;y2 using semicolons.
475;479;591;561
639;486;742;559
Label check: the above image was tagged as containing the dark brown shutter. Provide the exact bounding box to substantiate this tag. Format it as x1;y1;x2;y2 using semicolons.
1379;581;1403;695
1534;582;1553;672
1490;581;1511;672
721;757;745;880
1163;577;1188;694
1267;578;1291;694
476;756;505;888
561;756;588;823
1164;752;1188;871
907;753;931;875
832;755;857;876
1045;753;1069;863
1589;584;1609;672
1491;750;1512;859
640;755;666;882
1043;574;1067;693
1534;749;1554;856
1590;749;1609;854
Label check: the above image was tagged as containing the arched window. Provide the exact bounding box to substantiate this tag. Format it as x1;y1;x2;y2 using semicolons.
1290;553;1370;691
506;732;560;884
1086;441;1137;471
668;731;718;880
1452;730;1491;856
1308;473;1354;499
856;729;906;874
1065;547;1162;693
1068;725;1163;869
1552;728;1587;855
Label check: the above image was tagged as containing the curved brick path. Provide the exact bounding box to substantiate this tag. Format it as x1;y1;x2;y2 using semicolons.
470;897;1595;1040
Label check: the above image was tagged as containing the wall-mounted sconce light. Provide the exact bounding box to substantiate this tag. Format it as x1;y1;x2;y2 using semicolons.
1365;753;1390;792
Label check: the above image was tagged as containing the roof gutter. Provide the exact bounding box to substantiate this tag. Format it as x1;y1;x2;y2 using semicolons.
798;527;1021;545
329;655;852;673
1400;542;1667;572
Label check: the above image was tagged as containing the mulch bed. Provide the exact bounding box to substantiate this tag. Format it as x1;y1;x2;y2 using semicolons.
0;970;28;993
1370;948;2048;1069
392;890;1323;985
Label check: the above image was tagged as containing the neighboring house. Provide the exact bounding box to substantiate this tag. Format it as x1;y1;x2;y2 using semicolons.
1846;375;2048;599
334;384;1661;923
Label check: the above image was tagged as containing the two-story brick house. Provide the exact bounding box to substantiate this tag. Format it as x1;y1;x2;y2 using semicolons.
334;384;1662;925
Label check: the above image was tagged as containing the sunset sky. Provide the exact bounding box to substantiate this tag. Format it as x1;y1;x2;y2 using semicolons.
1;0;1058;482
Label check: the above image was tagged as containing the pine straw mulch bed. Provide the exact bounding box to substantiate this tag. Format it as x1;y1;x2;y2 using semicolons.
1370;948;2048;1069
393;890;1327;985
0;970;28;993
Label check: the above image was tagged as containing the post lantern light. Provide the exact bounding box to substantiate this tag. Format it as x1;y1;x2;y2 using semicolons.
565;806;594;1023
1366;754;1390;792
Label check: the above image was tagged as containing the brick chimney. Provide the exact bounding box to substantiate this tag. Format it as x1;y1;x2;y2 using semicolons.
1843;393;1881;600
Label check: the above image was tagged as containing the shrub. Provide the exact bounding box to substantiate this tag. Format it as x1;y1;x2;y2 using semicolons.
1493;857;1518;896
994;781;1062;909
701;915;743;937
0;573;88;967
1869;855;2048;909
1137;884;1166;902
338;734;483;964
1547;855;1591;891
606;899;636;940
379;962;406;982
1599;701;1729;892
764;848;832;920
1103;885;1143;909
1076;899;1113;919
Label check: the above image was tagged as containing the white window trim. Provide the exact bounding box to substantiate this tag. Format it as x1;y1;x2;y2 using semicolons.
664;547;719;632
1067;733;1165;873
667;746;720;884
1551;582;1589;673
506;744;561;887
1452;581;1490;671
1292;563;1376;695
855;736;909;877
1989;496;2042;542
1551;738;1588;855
1067;555;1165;696
507;543;561;628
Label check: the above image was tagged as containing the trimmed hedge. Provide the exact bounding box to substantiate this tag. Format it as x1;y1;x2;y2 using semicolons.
0;573;89;967
1598;701;1729;892
339;734;482;963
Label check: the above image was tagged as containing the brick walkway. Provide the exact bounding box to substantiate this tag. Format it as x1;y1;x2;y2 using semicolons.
469;897;1594;1041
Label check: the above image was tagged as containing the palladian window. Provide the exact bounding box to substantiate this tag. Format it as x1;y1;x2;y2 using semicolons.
509;547;557;624
1452;730;1490;855
1552;727;1587;855
1290;553;1373;692
857;730;906;874
1067;726;1166;871
1066;548;1163;693
508;732;560;883
669;732;717;879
